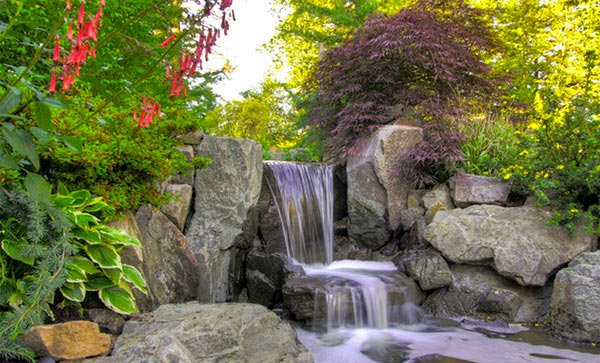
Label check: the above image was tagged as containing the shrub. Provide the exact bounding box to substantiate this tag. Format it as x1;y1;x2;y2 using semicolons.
307;0;502;173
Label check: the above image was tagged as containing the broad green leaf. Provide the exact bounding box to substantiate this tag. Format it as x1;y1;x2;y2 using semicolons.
98;227;141;247
65;265;87;283
103;267;123;285
73;211;100;227
52;194;75;208
0;154;19;169
62;135;83;152
0;87;22;114
1;238;34;265
32;101;54;131
1;125;40;170
84;276;114;291
24;172;51;204
99;286;138;315
60;282;85;302
67;256;100;274
38;96;68;109
30;127;51;145
72;227;102;244
69;189;92;207
122;264;147;294
85;244;121;269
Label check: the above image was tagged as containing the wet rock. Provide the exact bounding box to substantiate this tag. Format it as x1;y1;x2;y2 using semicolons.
84;308;126;335
257;164;286;254
411;354;476;363
421;265;552;323
20;321;111;361
359;332;411;363
404;253;452;291
347;125;423;249
317;332;351;347
449;171;511;208
160;183;193;231
550;250;600;343
110;302;313;363
186;136;263;302
424;205;595;286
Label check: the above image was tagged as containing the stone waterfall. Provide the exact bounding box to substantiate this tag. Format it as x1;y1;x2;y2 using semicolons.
266;161;421;331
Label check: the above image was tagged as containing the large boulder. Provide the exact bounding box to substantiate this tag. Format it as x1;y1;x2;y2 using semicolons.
160;183;193;231
185;136;263;302
424;205;595;286
422;265;552;323
449;171;511;207
246;249;287;307
403;253;452;291
20;321;111;361
109;302;313;363
550;251;600;343
347;125;423;249
257;164;286;255
136;206;199;305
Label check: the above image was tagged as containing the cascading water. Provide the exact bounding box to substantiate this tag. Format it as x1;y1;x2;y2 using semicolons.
265;161;418;330
265;161;600;363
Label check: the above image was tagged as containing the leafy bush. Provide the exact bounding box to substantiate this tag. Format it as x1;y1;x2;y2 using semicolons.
307;0;501;170
500;94;600;234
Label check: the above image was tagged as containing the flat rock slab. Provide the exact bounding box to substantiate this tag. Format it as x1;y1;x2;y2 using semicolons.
21;321;111;360
110;302;313;363
424;205;595;286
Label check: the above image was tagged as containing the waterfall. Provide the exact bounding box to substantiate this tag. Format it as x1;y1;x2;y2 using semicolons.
266;161;421;331
265;161;334;265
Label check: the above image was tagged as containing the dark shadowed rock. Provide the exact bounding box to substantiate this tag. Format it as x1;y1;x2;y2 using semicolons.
246;249;287;307
84;308;126;335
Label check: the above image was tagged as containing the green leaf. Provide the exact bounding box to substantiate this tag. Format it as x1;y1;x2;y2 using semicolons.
68;256;100;274
122;264;147;294
30;127;51;145
61;135;83;152
98;227;141;247
32;101;54;131
1;124;40;170
24;172;51;204
84;244;121;269
72;227;102;244
103;267;123;285
0;21;7;32
65;265;87;283
1;238;34;265
0;154;19;169
38;96;68;109
0;87;22;114
73;211;100;227
99;286;138;315
60;282;86;302
68;189;92;208
85;276;114;291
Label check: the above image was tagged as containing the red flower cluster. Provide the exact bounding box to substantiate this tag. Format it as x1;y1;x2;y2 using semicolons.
132;97;161;128
161;0;234;99
50;1;105;93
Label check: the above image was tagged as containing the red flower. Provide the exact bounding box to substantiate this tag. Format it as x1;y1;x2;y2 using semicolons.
53;36;61;62
160;34;176;48
77;2;85;26
49;70;57;93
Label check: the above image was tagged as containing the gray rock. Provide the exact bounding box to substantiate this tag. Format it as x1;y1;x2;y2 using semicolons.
108;210;154;312
178;130;204;145
84;308;126;335
550;251;600;343
359;332;411;363
186;136;263;302
246;250;287;307
160;183;193;231
422;265;552;323
136;206;199;305
449;171;511;207
399;207;425;231
347;125;423;249
404;254;452;290
110;302;313;363
172;145;195;185
424;205;595;286
422;184;454;223
258;164;286;255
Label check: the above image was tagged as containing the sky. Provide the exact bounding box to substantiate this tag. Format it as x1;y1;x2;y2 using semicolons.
206;0;282;101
